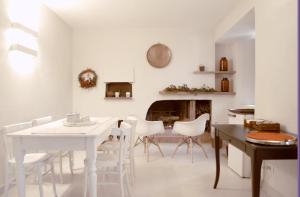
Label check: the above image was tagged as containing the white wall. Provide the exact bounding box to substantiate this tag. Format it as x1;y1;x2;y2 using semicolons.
72;28;237;122
0;1;72;185
215;0;297;196
254;0;297;196
216;38;255;107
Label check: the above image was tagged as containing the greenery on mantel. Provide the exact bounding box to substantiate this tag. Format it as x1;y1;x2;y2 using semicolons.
162;84;217;94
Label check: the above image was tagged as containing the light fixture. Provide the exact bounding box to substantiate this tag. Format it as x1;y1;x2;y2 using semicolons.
6;24;38;52
8;50;36;75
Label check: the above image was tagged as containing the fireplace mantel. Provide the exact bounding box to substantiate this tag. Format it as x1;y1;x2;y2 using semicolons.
159;91;236;95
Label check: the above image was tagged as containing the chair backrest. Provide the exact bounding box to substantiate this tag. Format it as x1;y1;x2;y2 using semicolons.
135;117;164;136
119;122;132;163
124;116;138;148
173;113;210;136
193;113;210;133
1;122;32;160
32;116;53;126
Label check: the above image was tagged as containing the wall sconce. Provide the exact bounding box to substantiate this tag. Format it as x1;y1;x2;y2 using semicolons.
6;0;40;74
7;23;38;74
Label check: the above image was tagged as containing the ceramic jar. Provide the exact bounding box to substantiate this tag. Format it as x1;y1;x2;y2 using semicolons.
220;57;228;71
221;78;229;92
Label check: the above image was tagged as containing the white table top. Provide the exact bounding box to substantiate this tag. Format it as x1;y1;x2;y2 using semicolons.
8;117;117;137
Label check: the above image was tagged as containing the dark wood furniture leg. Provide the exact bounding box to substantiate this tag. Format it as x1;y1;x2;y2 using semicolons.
251;154;263;197
214;129;220;189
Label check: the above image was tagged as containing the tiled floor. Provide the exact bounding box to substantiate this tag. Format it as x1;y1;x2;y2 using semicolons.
7;142;259;197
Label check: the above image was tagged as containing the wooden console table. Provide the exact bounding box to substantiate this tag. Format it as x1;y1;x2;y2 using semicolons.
212;124;297;197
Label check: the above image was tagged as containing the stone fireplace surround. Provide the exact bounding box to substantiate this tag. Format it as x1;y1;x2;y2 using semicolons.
146;100;211;142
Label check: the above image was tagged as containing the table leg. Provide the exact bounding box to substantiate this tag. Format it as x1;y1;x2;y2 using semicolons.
213;129;220;189
14;139;26;197
86;139;97;197
251;155;262;197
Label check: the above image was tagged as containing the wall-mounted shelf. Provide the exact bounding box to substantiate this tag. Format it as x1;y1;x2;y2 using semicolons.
105;82;133;99
193;70;236;75
159;91;236;95
104;97;133;100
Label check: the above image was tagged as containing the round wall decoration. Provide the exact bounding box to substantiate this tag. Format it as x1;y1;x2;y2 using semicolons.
78;68;98;89
147;43;172;68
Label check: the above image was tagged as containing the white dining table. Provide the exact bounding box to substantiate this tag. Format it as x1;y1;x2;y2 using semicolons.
8;117;118;197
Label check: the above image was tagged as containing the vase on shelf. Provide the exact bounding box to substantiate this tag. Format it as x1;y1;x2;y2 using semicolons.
221;78;229;92
114;91;120;97
219;57;228;71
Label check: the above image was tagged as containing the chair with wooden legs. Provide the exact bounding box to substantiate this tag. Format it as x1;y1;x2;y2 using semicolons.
172;113;210;162
134;119;165;162
32;116;74;183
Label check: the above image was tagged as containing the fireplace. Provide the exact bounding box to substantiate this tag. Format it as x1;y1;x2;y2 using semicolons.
146;100;211;142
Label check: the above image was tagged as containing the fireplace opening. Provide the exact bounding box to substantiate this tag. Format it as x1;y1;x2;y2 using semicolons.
146;100;211;142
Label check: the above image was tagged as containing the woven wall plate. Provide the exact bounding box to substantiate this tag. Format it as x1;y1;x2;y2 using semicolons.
147;43;172;68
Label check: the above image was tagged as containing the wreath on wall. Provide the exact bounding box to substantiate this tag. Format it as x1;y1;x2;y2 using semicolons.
78;68;98;89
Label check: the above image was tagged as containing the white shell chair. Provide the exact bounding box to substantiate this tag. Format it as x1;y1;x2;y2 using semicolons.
83;122;132;197
172;113;210;162
32;116;74;183
134;118;165;162
1;122;57;197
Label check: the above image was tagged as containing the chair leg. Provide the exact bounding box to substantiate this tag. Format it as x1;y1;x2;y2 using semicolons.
59;152;64;184
120;172;125;197
144;137;149;162
130;155;135;185
188;138;194;163
186;138;190;154
68;151;74;176
3;163;10;197
193;140;208;158
151;140;164;157
172;139;185;158
37;163;44;197
134;137;143;147
125;172;132;197
83;162;88;197
50;162;58;197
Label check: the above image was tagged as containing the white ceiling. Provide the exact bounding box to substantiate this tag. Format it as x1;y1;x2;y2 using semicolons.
217;9;255;43
42;0;241;30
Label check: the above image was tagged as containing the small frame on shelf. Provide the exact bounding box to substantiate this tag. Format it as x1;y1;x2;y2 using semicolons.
105;82;133;99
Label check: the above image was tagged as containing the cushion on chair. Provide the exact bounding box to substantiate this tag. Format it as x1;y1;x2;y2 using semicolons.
9;153;50;165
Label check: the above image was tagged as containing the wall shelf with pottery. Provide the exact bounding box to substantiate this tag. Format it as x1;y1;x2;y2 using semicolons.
194;57;236;93
193;70;236;75
105;82;133;99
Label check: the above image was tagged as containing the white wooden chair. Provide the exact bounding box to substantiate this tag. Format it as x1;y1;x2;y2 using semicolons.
172;113;210;162
1;122;57;197
123;116;137;184
97;116;137;185
134;118;164;162
32;116;74;183
83;122;132;197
